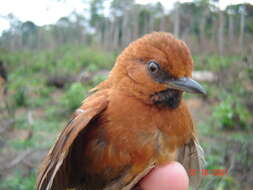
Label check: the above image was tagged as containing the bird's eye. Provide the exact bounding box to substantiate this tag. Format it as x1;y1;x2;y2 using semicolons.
148;61;160;73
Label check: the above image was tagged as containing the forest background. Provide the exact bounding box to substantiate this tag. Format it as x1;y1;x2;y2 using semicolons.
0;0;252;189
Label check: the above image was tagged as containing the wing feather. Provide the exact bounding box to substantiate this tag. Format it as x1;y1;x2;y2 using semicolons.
36;90;109;190
177;137;205;189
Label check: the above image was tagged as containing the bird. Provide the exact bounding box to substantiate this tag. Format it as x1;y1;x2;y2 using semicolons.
37;32;206;190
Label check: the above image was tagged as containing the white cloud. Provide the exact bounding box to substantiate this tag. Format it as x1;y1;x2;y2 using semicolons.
0;18;10;33
0;0;252;33
136;0;192;10
0;0;87;25
0;0;88;33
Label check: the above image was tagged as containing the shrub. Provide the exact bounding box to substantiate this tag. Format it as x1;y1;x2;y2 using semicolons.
13;87;28;107
60;82;87;111
212;95;250;130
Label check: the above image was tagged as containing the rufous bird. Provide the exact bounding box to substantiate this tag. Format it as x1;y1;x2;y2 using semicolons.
37;32;205;190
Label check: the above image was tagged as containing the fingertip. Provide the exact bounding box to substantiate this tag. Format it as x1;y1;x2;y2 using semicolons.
140;162;189;190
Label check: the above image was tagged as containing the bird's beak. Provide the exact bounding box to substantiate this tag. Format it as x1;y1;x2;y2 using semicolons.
167;77;206;95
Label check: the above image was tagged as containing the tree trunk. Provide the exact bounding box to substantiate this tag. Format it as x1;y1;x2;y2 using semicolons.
228;13;234;42
144;14;150;34
173;3;180;38
112;20;120;50
132;7;139;40
122;11;130;47
218;10;224;55
159;15;166;31
199;7;209;49
239;5;245;52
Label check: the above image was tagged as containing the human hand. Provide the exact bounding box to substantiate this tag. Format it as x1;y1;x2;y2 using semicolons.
140;162;189;190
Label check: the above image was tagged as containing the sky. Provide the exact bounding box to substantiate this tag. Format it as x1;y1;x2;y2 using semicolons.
0;0;252;33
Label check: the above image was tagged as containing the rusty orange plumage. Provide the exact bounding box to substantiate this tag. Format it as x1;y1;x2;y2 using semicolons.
37;32;205;190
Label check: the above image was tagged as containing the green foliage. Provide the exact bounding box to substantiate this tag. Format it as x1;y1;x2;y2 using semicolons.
60;82;87;112
92;75;107;85
193;55;241;71
1;45;114;110
216;176;240;190
212;95;250;130
10;138;34;150
13;87;28;107
90;0;105;27
247;60;253;82
201;175;240;190
0;170;36;190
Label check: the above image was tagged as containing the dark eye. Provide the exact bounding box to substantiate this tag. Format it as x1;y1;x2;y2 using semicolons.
148;61;160;73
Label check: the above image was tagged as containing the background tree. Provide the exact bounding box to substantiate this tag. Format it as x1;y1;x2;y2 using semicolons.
0;1;252;54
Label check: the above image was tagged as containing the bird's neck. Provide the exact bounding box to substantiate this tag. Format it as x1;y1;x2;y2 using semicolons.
150;89;183;109
110;77;182;109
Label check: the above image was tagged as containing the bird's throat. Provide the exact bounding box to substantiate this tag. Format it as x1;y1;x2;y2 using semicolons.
151;89;182;109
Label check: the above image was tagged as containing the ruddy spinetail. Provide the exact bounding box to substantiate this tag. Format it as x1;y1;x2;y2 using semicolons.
37;32;206;190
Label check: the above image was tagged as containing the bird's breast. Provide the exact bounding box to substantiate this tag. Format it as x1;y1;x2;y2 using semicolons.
80;92;193;181
102;91;193;164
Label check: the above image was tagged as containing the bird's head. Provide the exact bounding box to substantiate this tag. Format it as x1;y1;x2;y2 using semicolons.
109;32;206;108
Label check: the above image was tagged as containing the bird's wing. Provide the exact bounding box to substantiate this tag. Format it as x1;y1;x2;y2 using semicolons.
177;137;205;189
36;90;109;190
101;162;156;190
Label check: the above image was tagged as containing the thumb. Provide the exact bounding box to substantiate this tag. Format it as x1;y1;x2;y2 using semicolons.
140;162;189;190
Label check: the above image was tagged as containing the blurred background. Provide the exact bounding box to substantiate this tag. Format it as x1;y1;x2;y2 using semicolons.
0;0;252;189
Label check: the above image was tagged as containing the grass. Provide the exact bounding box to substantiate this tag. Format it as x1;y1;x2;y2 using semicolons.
0;45;252;190
0;45;113;190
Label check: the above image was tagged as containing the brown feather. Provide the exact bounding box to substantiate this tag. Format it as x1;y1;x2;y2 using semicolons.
177;137;205;188
36;90;109;190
